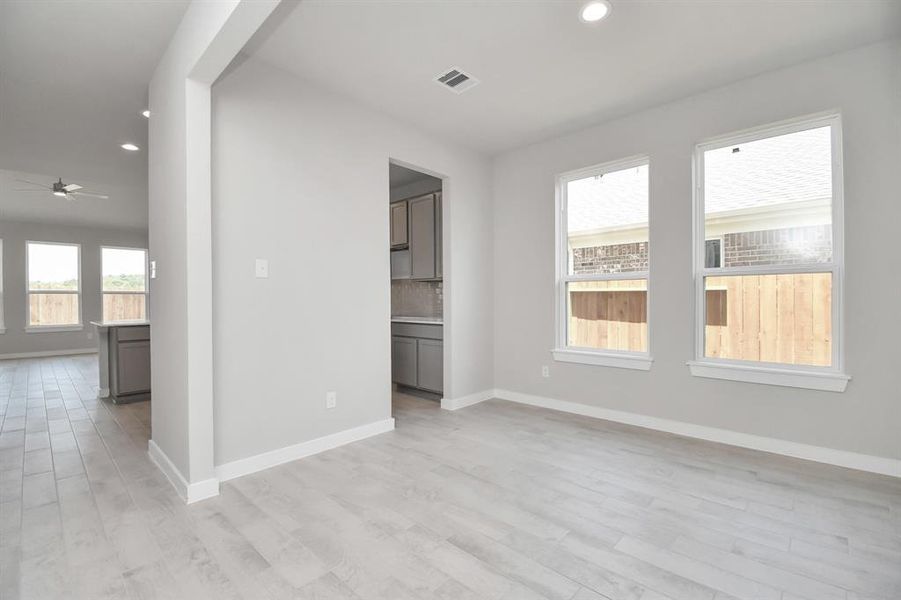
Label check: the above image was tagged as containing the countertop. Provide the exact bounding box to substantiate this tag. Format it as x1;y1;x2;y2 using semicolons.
391;316;443;325
90;320;151;328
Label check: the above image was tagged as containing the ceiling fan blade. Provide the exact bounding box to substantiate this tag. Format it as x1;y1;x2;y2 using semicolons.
71;191;110;200
13;189;52;192
63;183;83;192
14;179;50;189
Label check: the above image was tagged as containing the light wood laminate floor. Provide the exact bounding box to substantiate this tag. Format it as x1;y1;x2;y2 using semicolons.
0;355;899;599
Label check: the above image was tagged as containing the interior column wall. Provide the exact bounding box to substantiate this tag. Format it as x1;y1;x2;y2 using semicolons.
210;56;493;467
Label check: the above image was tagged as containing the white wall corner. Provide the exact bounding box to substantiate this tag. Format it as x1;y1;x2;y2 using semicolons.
149;439;220;504
215;418;396;482
493;389;901;479
441;389;497;411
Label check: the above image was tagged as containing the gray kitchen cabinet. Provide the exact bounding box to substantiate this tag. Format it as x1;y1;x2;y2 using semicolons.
390;192;442;281
106;324;151;403
391;323;443;394
117;341;151;394
390;200;408;248
435;192;443;278
391;336;418;387
416;338;443;393
409;194;437;279
390;249;411;280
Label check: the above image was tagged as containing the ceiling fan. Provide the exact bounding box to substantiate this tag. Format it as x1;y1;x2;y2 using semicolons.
14;177;109;200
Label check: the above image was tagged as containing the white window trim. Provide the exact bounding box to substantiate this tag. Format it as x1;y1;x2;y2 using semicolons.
25;324;84;333
689;111;848;392
26;241;83;330
553;154;653;371
101;246;150;323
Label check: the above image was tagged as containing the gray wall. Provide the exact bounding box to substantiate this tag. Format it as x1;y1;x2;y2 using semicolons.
0;219;147;356
211;57;493;466
493;40;901;461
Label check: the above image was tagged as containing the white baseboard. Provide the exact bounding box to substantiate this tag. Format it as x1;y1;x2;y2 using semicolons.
215;418;396;482
441;389;496;411
494;389;901;479
0;348;96;360
97;387;110;399
148;439;220;504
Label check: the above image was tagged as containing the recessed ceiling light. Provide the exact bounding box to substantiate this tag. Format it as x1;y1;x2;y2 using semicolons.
580;0;611;23
121;143;140;151
142;110;150;118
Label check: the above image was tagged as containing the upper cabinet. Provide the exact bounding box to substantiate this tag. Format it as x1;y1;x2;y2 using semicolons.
390;201;408;248
409;194;437;280
391;192;442;281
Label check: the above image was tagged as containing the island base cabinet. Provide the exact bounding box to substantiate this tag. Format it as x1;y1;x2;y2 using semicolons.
108;325;151;403
416;338;443;393
117;341;151;395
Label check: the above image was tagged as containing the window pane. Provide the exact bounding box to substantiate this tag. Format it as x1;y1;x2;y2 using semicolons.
103;294;146;322
567;163;648;275
29;293;79;326
704;273;831;367
102;248;147;292
704;126;832;267
567;280;647;352
28;243;79;290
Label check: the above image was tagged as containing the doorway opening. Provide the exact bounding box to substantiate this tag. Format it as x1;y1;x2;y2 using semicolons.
388;161;444;411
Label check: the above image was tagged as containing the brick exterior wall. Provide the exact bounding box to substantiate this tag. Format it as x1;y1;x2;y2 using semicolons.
572;242;648;274
572;224;831;274
722;224;832;267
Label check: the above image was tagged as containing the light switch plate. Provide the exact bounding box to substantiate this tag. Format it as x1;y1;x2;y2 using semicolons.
255;258;269;278
150;260;157;279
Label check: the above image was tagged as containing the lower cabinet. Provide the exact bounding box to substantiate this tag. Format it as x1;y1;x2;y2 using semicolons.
391;336;418;387
108;325;151;403
391;323;443;394
416;339;443;393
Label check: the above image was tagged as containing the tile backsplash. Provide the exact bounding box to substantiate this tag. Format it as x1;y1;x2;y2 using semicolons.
391;280;443;318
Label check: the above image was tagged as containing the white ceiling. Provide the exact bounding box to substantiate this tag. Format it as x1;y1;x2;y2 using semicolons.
248;0;901;155
0;169;150;230
0;0;189;229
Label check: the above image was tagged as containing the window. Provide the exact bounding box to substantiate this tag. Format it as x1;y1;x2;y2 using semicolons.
554;156;652;370
27;242;81;330
690;114;848;391
102;247;148;322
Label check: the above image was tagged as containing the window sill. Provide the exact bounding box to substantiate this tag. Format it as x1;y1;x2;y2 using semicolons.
687;361;849;392
552;348;653;371
25;325;84;333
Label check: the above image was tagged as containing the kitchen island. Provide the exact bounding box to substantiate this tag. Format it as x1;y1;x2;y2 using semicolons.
91;321;151;404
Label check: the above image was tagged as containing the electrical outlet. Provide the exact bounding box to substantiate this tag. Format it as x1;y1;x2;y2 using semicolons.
541;365;550;378
326;391;337;409
255;258;269;278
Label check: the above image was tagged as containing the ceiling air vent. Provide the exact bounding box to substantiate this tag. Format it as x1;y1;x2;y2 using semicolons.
434;67;480;94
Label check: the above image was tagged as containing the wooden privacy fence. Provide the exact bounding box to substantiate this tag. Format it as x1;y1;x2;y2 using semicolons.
569;280;648;352
28;294;79;326
705;273;831;367
568;273;831;366
28;293;145;326
102;294;146;322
